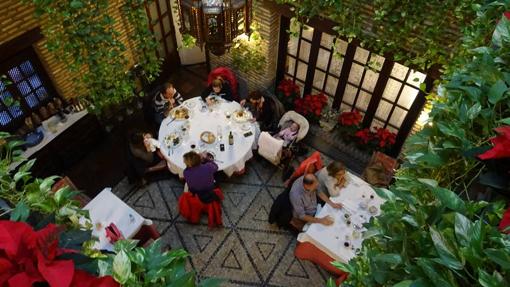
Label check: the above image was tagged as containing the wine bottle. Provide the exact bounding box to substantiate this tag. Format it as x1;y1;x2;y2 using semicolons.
228;131;234;145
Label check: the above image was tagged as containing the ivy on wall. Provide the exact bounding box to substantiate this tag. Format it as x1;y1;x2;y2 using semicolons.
275;0;481;70
27;0;161;114
231;24;266;73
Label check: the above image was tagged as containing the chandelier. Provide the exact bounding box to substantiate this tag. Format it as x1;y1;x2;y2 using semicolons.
177;0;252;56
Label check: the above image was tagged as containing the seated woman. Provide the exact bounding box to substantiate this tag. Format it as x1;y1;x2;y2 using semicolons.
242;91;276;132
183;151;220;203
274;120;299;147
207;67;238;101
316;161;347;198
201;78;233;103
126;131;167;185
153;82;184;124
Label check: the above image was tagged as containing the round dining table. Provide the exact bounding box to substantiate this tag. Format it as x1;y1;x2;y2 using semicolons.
158;97;256;177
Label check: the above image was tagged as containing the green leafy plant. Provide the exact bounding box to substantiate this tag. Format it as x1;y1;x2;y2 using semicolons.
98;239;223;287
180;34;198;49
231;24;266;73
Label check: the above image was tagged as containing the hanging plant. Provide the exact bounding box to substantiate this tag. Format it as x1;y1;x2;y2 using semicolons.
122;0;162;83
25;0;152;115
179;33;197;49
231;23;266;73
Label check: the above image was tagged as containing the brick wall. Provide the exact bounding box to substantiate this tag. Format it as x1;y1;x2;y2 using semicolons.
0;0;138;99
209;1;280;94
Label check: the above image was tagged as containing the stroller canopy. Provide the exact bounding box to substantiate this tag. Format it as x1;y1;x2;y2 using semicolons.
278;111;309;142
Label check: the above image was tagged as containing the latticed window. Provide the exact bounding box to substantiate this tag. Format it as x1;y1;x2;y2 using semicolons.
0;47;58;131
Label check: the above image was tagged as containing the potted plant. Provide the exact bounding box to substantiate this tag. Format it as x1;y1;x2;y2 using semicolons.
293;92;329;123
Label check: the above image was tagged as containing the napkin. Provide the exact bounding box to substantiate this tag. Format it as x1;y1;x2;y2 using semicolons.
105;222;124;243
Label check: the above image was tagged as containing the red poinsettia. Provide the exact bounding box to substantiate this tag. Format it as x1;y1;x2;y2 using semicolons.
504;11;510;20
0;220;118;287
294;93;328;120
338;110;363;126
355;128;374;144
277;79;300;97
374;127;397;148
478;126;510;160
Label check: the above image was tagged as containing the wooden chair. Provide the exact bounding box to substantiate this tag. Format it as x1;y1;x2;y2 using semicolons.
51;176;91;207
362;151;398;187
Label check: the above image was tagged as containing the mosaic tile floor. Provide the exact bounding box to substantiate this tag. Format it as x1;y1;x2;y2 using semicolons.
112;152;335;286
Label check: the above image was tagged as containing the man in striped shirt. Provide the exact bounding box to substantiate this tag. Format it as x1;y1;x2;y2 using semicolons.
153;82;184;124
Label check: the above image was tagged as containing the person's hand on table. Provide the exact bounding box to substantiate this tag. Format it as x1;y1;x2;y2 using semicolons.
240;99;246;106
206;97;214;106
319;215;334;226
329;201;343;209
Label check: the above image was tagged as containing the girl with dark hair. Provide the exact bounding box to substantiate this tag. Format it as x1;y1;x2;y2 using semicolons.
183;151;220;203
201;78;233;103
126;131;167;185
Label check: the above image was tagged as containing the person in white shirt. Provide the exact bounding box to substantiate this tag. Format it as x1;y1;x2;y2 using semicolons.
316;161;347;198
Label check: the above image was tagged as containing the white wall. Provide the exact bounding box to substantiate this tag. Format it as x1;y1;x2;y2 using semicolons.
170;0;207;65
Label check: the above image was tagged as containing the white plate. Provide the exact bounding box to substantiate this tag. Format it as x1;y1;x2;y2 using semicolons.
240;123;251;131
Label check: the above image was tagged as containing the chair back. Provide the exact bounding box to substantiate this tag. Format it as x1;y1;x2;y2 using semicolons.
362;151;398;187
279;111;309;142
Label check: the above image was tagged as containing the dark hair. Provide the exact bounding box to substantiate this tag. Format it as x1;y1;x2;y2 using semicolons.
212;79;223;88
303;174;316;186
326;161;346;177
248;91;263;100
183;151;202;168
161;82;174;94
129;131;145;150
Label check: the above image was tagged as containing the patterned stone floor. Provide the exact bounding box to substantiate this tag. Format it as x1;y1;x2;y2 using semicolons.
112;152;334;287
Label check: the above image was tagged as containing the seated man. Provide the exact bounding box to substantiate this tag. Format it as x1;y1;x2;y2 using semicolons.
153;82;184;124
289;174;342;231
241;91;277;132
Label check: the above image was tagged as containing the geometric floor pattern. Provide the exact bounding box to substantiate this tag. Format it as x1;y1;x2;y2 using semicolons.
112;152;333;286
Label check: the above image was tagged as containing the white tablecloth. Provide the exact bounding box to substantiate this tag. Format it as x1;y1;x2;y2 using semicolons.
83;188;145;251
158;97;256;177
297;173;384;262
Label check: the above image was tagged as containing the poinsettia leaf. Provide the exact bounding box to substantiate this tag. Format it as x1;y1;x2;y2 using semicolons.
429;226;463;270
454;213;472;247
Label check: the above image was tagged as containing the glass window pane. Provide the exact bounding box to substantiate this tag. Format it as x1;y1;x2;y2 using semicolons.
299;40;311;61
329;55;344;76
368;54;385;71
25;93;39;108
8;67;23;83
325;76;338;96
391;62;409;80
35;87;48;101
382;78;402;102
334;39;348;56
355;90;371;112
348;63;364;86
20;61;34;76
149;1;158;21
288;36;298;56
371;118;385;130
286;56;296;76
17;81;31;96
344;84;357;105
153;24;162;41
0;111;11;126
159;0;168;14
29;75;42;89
296;61;307;81
302;25;314;40
313;70;326;90
398;85;419;109
320;32;334;48
387;125;398;133
316;48;330;71
375;100;392;122
407;69;426;88
339;102;352;113
162;15;171;34
296;80;305;97
354;47;369;64
389;107;407;127
362;70;379;92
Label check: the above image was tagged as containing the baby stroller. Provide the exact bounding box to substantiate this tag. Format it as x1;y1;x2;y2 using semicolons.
257;111;309;166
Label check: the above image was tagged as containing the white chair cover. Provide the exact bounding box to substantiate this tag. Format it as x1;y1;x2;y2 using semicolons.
257;131;284;165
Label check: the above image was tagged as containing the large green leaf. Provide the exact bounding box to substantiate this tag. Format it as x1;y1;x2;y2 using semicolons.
429;226;463;270
498;117;510;125
331;261;354;274
374;187;396;202
478;269;507;287
374;253;402;265
10;201;29;222
488;80;508;104
484;248;510;270
454;213;472;247
113;250;132;284
393;280;413;287
431;187;465;212
416;258;454;287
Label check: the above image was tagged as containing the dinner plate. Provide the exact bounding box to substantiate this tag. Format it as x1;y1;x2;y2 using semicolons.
170;107;191;120
200;131;216;144
164;133;181;148
233;110;251;123
240;123;251;131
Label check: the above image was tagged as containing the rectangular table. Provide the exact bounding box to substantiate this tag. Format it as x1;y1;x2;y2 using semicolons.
297;172;384;263
83;188;146;251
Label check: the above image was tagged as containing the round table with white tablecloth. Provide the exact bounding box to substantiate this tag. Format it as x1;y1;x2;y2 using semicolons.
158;97;256;178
